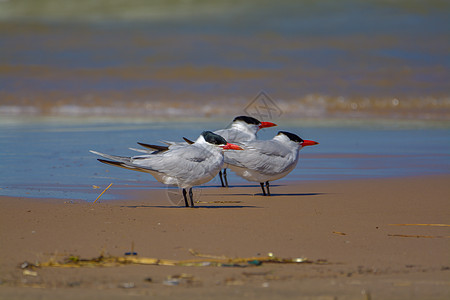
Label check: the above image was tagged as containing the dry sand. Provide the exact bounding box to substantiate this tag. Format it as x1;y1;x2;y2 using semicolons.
1;175;449;299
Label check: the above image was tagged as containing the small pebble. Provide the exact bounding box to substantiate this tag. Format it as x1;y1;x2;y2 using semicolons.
119;282;135;289
23;270;38;277
163;279;180;286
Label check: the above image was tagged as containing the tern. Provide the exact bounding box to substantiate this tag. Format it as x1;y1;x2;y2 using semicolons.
225;131;318;196
90;131;242;207
134;116;277;188
213;116;277;187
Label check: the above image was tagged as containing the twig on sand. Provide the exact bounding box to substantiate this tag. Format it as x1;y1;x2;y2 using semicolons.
94;183;113;203
388;223;450;227
388;234;450;239
387;223;450;238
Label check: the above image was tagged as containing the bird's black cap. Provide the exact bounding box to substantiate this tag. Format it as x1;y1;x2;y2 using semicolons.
277;131;304;143
233;116;261;125
202;131;228;145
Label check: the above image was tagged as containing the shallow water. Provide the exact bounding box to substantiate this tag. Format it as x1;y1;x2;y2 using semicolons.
0;118;449;201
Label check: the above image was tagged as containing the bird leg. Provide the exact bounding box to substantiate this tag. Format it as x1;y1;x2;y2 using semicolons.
182;188;189;207
219;170;225;187
189;188;195;207
266;181;271;196
260;182;267;196
223;168;229;187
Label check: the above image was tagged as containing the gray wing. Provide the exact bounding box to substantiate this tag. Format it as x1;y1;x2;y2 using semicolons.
214;128;255;143
91;145;222;182
225;140;294;174
130;144;221;179
129;147;154;154
90;150;155;173
89;150;132;164
137;142;169;152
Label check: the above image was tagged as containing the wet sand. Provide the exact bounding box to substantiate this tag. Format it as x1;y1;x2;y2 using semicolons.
1;175;449;299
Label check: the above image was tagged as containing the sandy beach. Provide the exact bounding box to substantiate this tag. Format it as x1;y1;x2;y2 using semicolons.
1;1;449;299
1;175;449;299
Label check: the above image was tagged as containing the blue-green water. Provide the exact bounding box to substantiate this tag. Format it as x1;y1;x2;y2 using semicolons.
0;118;449;201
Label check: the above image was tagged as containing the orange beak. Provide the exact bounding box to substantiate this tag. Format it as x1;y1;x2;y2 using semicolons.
302;140;319;147
222;143;244;150
259;121;277;129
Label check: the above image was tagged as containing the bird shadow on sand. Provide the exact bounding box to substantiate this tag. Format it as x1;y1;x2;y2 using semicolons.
205;183;327;197
212;192;325;197
121;204;259;209
262;192;325;197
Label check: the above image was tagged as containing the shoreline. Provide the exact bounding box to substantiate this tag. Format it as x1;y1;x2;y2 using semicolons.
2;172;449;203
3;172;450;204
1;114;449;129
1;175;449;299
